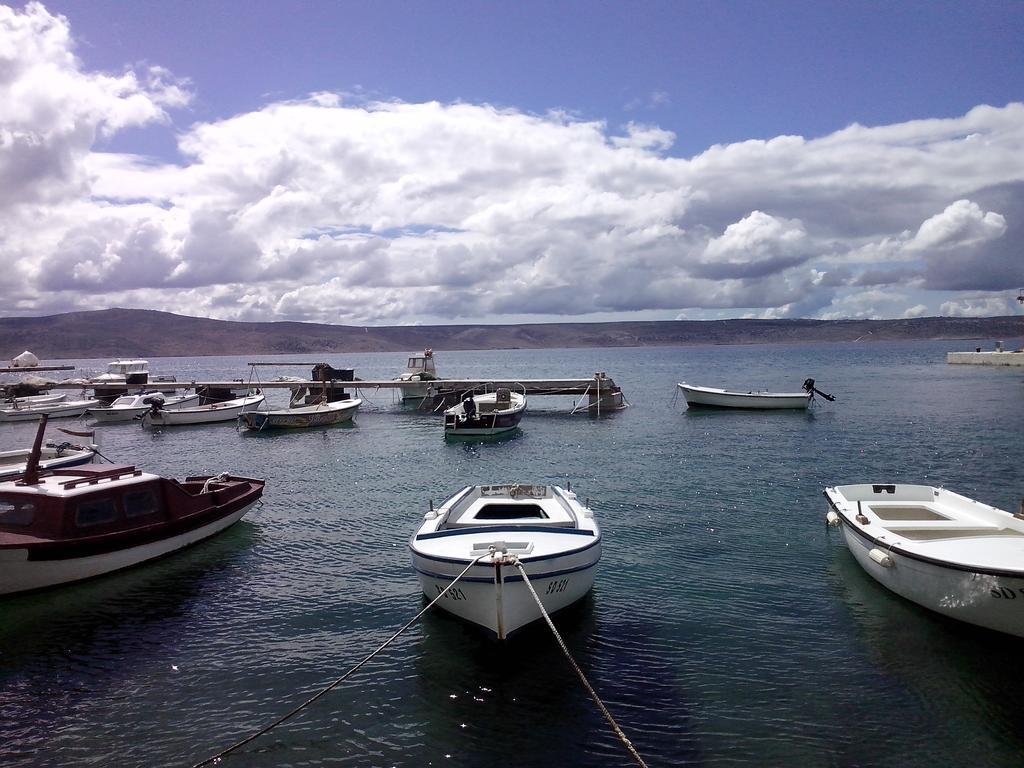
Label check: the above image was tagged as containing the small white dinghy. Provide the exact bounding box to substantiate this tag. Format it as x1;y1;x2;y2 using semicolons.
678;378;834;410
409;484;601;639
141;392;266;427
825;483;1024;637
0;398;100;422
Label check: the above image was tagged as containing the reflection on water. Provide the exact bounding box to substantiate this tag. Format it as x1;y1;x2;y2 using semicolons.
1;341;1023;767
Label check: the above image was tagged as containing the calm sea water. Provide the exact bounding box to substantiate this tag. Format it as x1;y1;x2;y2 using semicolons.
2;340;1023;767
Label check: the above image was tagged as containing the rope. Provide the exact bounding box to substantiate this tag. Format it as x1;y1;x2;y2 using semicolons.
511;558;649;768
189;552;492;768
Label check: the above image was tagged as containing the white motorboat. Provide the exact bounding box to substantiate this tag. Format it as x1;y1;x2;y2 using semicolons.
443;388;526;436
825;483;1024;637
87;391;200;423
409;484;601;639
0;438;98;481
90;359;150;385
0;418;265;595
239;396;361;430
677;378;833;409
395;349;440;402
0;398;100;422
141;393;266;427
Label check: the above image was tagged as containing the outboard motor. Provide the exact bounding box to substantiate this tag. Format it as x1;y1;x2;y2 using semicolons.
142;393;167;413
802;378;836;402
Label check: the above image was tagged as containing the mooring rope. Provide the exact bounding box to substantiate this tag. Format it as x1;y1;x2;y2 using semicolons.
511;558;649;768
190;552;491;768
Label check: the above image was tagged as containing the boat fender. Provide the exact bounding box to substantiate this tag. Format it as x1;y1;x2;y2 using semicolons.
826;510;840;527
868;548;893;567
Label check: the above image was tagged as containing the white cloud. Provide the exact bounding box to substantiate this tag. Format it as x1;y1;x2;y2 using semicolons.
939;297;1015;317
908;199;1006;251
1;3;1023;324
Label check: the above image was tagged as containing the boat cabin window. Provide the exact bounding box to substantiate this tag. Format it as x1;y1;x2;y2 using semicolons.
0;498;35;526
407;358;423;369
75;498;117;528
124;489;159;518
474;503;548;520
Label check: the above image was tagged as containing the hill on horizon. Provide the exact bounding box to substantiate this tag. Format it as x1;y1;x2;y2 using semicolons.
1;308;1022;360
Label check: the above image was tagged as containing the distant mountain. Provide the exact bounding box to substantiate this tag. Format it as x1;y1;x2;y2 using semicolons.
1;308;1022;360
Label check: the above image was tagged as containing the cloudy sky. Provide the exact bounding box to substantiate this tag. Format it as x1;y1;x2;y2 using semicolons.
3;1;1023;325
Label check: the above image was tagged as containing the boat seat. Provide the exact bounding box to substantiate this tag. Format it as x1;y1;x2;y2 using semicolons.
884;526;1024;541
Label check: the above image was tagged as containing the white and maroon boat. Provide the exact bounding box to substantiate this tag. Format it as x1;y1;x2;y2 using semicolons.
0;418;265;595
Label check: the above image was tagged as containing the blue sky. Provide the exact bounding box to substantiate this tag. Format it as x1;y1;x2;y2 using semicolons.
3;0;1024;324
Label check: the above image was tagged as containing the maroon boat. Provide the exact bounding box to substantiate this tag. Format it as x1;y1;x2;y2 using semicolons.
0;416;265;595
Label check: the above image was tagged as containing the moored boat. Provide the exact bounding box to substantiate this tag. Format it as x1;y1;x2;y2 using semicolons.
0;398;100;422
443;388;526;436
409;484;601;639
677;378;833;410
395;349;440;402
239;396;361;430
0;418;265;595
0;438;98;482
141;392;266;427
87;391;200;423
825;483;1024;637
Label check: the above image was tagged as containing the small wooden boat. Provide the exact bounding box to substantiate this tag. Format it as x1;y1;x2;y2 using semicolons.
140;393;265;427
825;483;1024;637
239;397;361;430
443;388;526;436
0;398;100;422
0;417;265;595
3;393;65;407
87;391;200;423
677;379;833;410
409;484;601;639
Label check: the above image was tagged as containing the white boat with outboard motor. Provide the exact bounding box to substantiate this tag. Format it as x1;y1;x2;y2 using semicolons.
443;387;526;436
825;483;1024;637
141;392;266;427
87;391;200;423
409;483;601;639
678;378;834;410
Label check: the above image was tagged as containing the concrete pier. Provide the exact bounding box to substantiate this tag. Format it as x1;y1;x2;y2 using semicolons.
947;351;1024;366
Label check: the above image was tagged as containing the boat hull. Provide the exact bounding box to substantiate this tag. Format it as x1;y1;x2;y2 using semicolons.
0;447;96;482
141;395;265;426
0;500;258;595
239;399;360;430
678;383;809;409
0;400;99;422
411;538;600;638
826;485;1024;637
836;520;1024;636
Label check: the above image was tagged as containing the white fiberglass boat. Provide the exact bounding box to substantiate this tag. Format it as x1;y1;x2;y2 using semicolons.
87;391;200;423
409;484;601;639
0;439;98;482
239;397;361;430
825;483;1024;637
443;388;526;436
677;378;833;410
141;393;266;427
0;398;100;422
395;349;440;402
